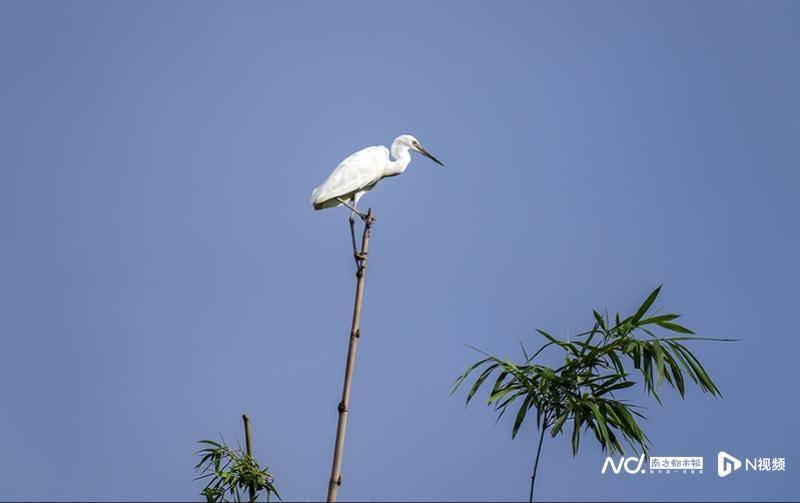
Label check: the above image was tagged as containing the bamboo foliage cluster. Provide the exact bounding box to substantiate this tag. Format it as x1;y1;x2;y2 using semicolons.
194;438;280;503
453;286;733;501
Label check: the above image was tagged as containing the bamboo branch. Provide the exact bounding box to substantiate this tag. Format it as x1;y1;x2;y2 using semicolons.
243;414;256;503
326;208;375;502
530;421;548;503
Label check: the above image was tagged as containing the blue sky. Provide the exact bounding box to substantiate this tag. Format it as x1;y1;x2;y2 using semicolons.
1;1;798;501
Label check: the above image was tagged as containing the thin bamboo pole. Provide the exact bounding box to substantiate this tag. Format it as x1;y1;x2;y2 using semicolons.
243;414;256;503
326;208;375;502
529;423;547;503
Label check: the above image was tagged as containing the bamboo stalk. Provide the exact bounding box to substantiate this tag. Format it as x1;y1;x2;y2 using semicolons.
243;414;256;503
529;423;547;503
326;209;375;502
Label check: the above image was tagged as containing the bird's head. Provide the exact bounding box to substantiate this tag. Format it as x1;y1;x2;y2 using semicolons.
394;134;445;167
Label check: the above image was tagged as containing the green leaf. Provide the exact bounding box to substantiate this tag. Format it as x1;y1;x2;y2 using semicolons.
466;364;498;404
633;286;661;323
652;340;665;386
488;383;518;404
663;350;685;397
667;341;698;384
595;380;636;396
452;357;492;394
587;401;610;448
638;314;680;325
593;310;607;332
550;412;569;436
675;344;722;396
571;413;582;455
512;393;534;438
655;320;696;334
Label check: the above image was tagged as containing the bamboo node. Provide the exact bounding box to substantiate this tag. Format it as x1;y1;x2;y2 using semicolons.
352;329;360;339
337;402;347;413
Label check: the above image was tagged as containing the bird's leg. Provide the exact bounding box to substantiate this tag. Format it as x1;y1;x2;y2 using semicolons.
341;198;367;264
337;197;368;221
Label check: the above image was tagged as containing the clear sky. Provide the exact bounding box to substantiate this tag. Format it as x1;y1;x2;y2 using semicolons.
1;1;798;501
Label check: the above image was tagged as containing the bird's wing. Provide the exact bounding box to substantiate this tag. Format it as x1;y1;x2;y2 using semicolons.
311;145;389;205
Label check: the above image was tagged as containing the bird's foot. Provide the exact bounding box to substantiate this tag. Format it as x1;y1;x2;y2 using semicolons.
354;251;367;262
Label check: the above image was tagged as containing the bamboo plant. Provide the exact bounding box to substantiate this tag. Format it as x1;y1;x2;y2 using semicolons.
453;286;733;502
194;416;280;503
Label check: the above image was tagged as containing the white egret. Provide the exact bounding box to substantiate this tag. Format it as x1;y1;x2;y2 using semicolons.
311;134;444;255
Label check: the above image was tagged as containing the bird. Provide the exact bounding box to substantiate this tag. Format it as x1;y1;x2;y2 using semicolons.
311;134;444;256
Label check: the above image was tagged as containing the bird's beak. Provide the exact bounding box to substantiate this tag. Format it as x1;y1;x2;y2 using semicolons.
416;145;445;167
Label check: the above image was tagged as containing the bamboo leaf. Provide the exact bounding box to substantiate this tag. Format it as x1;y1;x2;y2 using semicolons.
466;364;498;404
595;380;636;396
452;357;492;394
587;401;610;448
571;413;582;455
633;286;661;323
593;310;608;332
639;314;680;325
663;350;685;397
655;320;696;335
652;340;665;386
512;394;534;439
550;412;569;436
